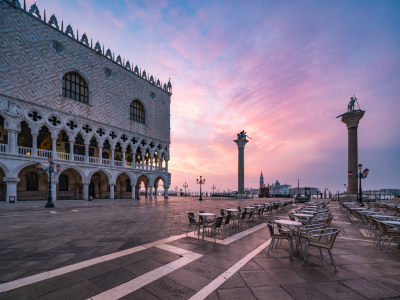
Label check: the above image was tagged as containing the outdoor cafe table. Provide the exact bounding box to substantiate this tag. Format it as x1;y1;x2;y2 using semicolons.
372;215;397;219
195;213;216;238
225;209;239;227
381;221;400;226
292;213;314;225
274;220;303;259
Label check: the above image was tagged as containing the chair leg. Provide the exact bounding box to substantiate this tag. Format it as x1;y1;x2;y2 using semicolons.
380;236;386;250
319;248;323;260
186;224;191;236
302;244;309;266
268;239;274;255
385;237;393;254
327;249;337;272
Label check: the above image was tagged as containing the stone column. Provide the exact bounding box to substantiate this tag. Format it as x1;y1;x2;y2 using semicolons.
149;186;154;200
131;185;136;200
165;159;169;173
150;156;154;171
69;140;74;161
83;182;89;200
109;183;115;199
234;138;249;196
142;154;145;170
111;147;115;166
154;188;157;198
32;133;38;156
84;142;89;163
98;147;103;165
8;130;17;154
340;111;365;195
51;137;57;159
122;150;126;167
51;180;58;201
164;186;169;198
4;177;20;202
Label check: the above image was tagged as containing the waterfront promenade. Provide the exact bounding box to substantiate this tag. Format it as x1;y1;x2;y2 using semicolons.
0;197;399;299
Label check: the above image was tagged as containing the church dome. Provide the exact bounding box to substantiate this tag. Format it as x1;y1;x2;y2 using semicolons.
275;180;280;186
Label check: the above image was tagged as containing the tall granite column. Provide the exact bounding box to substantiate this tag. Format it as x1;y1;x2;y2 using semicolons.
234;138;249;196
340;111;365;195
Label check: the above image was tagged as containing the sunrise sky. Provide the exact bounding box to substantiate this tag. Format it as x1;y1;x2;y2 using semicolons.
27;0;400;193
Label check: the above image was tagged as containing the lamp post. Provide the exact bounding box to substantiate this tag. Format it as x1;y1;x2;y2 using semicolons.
183;182;188;197
36;156;61;208
211;185;216;196
348;163;369;205
196;176;205;201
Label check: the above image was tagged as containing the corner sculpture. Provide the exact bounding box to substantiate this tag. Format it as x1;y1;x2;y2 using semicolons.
234;131;250;198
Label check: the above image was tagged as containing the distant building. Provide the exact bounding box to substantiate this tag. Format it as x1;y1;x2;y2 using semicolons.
269;180;291;195
259;172;269;197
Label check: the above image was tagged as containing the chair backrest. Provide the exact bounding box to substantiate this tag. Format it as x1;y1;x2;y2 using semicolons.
215;216;224;228
241;211;247;220
224;213;231;225
188;213;196;224
289;214;295;221
326;228;340;249
220;209;225;216
248;211;253;218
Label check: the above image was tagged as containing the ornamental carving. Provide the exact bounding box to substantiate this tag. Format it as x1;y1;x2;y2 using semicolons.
50;40;66;55
2;101;23;118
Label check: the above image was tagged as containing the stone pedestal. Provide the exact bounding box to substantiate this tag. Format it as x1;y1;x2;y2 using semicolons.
340;110;365;195
234;138;249;195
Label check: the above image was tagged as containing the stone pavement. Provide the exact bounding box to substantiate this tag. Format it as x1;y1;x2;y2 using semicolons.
0;197;399;299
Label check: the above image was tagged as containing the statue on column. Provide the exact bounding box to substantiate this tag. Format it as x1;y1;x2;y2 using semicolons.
237;130;251;140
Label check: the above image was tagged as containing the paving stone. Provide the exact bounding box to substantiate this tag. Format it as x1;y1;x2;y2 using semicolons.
250;285;293;300
143;277;196;300
241;259;263;271
239;269;277;287
292;266;334;282
0;284;38;300
311;281;367;300
89;267;137;293
340;263;385;278
39;280;100;300
254;257;287;269
341;278;400;299
219;272;247;289
119;288;161;300
281;282;334;300
200;254;235;269
166;268;212;291
34;272;87;296
47;247;86;253
365;275;400;294
205;290;220;300
124;257;164;276
217;287;257;300
110;252;147;267
265;268;306;285
183;260;225;279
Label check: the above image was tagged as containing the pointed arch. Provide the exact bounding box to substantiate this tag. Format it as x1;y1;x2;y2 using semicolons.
113;170;136;183
87;167;113;184
59;68;92;105
54;165;86;182
0;160;11;177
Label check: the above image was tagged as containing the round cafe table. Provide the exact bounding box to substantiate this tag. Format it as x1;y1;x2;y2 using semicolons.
274;220;303;259
195;213;216;238
292;213;314;225
225;209;239;227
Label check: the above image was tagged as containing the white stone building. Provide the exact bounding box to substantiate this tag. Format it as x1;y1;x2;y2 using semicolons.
0;0;171;202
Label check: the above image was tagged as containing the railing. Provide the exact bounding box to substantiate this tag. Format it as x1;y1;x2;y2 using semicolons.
114;161;122;167
74;154;85;162
135;163;142;169
125;162;133;168
18;146;33;156
102;158;111;165
0;144;8;153
89;157;99;164
38;149;52;158
57;152;70;160
161;167;166;172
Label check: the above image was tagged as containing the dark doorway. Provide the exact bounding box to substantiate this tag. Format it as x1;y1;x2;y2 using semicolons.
89;181;95;198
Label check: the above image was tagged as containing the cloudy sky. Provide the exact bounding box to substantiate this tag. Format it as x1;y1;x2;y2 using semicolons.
28;0;400;193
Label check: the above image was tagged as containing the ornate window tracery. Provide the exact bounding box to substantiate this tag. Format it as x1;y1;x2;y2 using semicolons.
130;100;145;124
62;72;89;104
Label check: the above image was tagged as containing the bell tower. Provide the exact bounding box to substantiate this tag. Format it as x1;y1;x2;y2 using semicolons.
260;171;264;189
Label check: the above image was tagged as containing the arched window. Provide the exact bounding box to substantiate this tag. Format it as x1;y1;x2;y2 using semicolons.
26;172;38;191
62;72;89;104
130;100;145;124
126;179;132;192
59;174;69;191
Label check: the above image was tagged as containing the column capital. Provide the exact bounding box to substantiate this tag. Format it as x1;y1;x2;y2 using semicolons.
109;183;116;187
83;182;90;186
340;110;365;129
3;177;20;184
234;138;249;149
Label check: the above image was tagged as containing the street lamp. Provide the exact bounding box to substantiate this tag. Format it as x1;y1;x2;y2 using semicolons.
196;176;205;201
348;163;369;205
211;185;216;196
36;155;61;208
183;182;188;197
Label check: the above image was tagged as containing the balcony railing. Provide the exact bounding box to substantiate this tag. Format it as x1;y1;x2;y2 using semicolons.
2;148;167;172
89;157;99;164
38;149;52;158
57;152;70;160
102;158;111;165
74;154;85;162
18;146;33;156
0;144;8;153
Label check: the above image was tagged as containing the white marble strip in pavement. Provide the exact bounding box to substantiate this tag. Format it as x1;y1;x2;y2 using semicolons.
188;223;267;245
0;233;187;293
188;238;272;300
88;246;203;300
